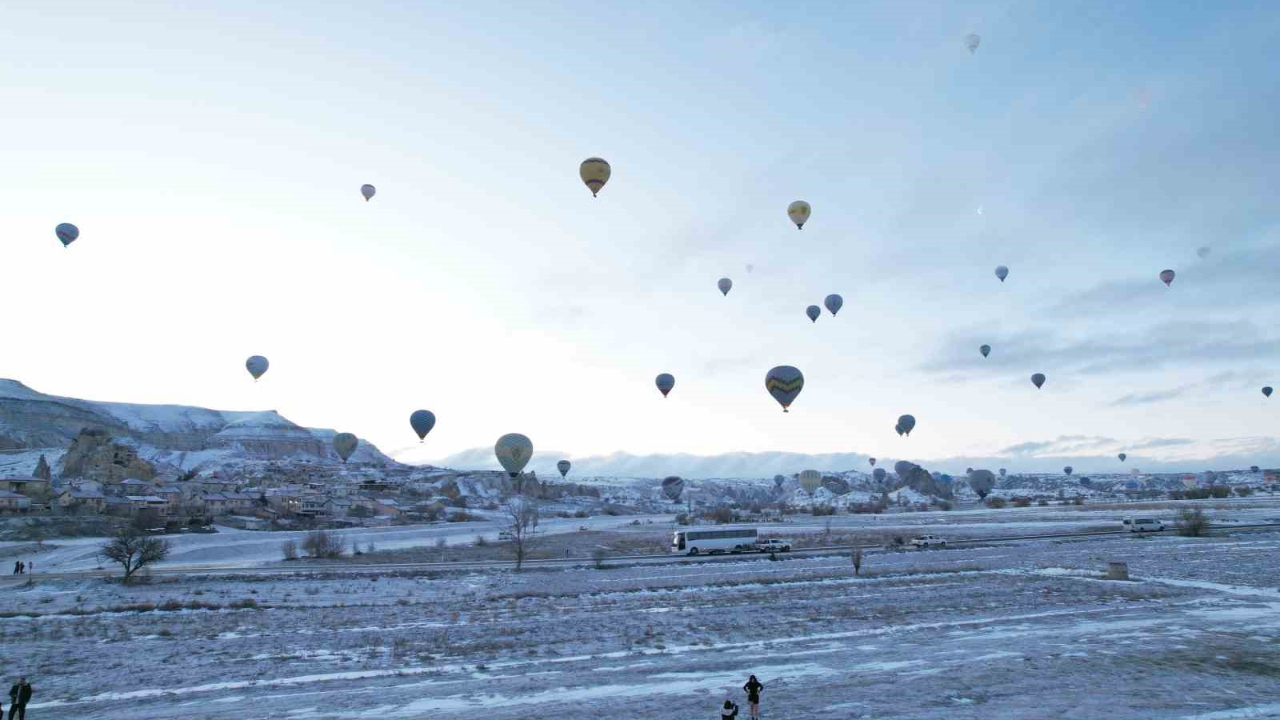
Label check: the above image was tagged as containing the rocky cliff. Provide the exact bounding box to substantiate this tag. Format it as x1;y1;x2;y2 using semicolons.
0;379;396;475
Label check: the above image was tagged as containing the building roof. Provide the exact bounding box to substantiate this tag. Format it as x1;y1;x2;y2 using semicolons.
63;488;105;499
125;495;166;503
0;490;29;499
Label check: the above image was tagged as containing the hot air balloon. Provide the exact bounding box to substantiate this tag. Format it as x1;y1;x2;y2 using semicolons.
655;373;675;398
872;467;887;483
409;410;436;442
495;433;533;478
765;365;804;412
799;469;822;494
245;356;269;381
994;265;1008;282
893;461;913;479
868;457;876;467
55;223;79;248
1118;453;1127;462
557;460;571;478
980;344;991;358
897;414;916;436
333;433;358;463
824;294;843;316
968;470;995;499
360;184;376;201
1263;386;1273;398
964;33;981;53
1063;466;1073;476
745;263;754;273
662;476;685;502
718;278;733;296
773;474;786;490
999;468;1007;478
1031;373;1046;389
966;467;973;474
806;305;820;323
895;424;904;437
579;157;611;197
1160;269;1175;286
1197;246;1211;259
787;200;811;229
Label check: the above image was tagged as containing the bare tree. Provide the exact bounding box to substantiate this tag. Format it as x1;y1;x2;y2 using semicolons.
302;529;346;559
100;527;170;583
503;496;540;571
281;539;298;561
851;545;864;575
1176;508;1210;537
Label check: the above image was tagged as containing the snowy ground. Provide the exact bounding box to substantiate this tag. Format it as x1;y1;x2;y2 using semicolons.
3;521;1280;719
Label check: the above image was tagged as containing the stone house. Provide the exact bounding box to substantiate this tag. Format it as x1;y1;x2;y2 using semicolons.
57;487;105;512
0;490;32;512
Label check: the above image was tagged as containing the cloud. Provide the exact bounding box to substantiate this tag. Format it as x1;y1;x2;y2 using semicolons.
998;435;1118;457
1128;437;1193;450
1107;386;1190;407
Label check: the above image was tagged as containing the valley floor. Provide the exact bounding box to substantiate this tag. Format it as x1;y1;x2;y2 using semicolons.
2;526;1279;719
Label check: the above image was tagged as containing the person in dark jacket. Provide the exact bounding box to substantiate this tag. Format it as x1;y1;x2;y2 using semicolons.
8;677;32;720
743;675;763;719
721;699;739;719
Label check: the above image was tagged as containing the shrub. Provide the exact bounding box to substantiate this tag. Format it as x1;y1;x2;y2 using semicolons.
811;505;836;517
573;509;589;518
1037;499;1049;507
985;497;1008;509
592;547;608;569
1235;486;1254;497
713;507;733;524
675;513;690;525
301;530;346;559
1209;485;1231;499
1072;496;1085;506
1175;508;1209;537
474;534;488;547
281;540;298;561
1011;497;1032;508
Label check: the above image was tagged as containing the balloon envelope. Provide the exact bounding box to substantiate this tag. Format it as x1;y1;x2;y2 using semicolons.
333;433;358;463
965;33;981;53
765;365;804;412
1031;373;1046;389
894;460;913;479
1160;269;1176;286
1197;246;1211;259
495;433;533;477
718;278;733;296
1063;466;1073;475
55;223;80;247
868;457;876;467
745;263;754;273
360;184;376;201
979;344;991;358
897;414;916;436
655;373;675;398
1118;453;1127;462
1263;386;1273;398
245;355;269;381
661;475;685;501
806;305;820;323
409;410;436;442
995;265;1008;282
872;468;887;483
799;469;822;494
579;157;611;197
787;200;811;229
999;468;1007;477
557;460;571;478
824;294;843;316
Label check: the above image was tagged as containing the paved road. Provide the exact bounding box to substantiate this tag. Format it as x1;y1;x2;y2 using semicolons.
6;522;1275;586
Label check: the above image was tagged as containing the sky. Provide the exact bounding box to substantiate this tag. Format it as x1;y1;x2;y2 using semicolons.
1;1;1277;474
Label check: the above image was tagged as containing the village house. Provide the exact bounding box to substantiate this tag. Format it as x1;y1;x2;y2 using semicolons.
154;486;183;515
298;494;328;518
57;487;105;513
125;495;169;517
323;497;353;519
201;493;231;516
0;477;51;496
373;498;402;517
0;490;32;512
223;492;255;513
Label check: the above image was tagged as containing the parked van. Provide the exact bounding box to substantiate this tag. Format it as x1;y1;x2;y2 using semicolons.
1122;516;1165;532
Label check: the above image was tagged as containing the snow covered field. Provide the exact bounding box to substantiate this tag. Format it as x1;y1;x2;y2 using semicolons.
3;522;1280;719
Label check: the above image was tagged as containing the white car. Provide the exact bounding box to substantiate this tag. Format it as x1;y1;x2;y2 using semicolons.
757;538;793;553
1123;517;1165;532
911;535;947;548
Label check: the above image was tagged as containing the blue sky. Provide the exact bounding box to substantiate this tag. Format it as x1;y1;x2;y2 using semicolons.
1;1;1276;472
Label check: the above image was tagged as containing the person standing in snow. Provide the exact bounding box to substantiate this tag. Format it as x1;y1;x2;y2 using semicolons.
743;675;763;719
11;562;18;575
8;676;32;720
720;699;739;719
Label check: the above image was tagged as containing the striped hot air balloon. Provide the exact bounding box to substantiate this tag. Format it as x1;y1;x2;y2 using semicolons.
579;157;611;197
765;365;804;412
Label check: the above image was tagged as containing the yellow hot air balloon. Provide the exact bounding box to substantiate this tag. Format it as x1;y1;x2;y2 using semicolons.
579;158;611;197
787;200;811;230
799;469;822;495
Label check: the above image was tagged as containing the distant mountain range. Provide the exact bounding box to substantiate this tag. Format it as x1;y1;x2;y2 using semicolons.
0;379;395;476
403;446;1276;479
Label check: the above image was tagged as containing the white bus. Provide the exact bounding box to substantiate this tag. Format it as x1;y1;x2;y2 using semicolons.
671;527;759;555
